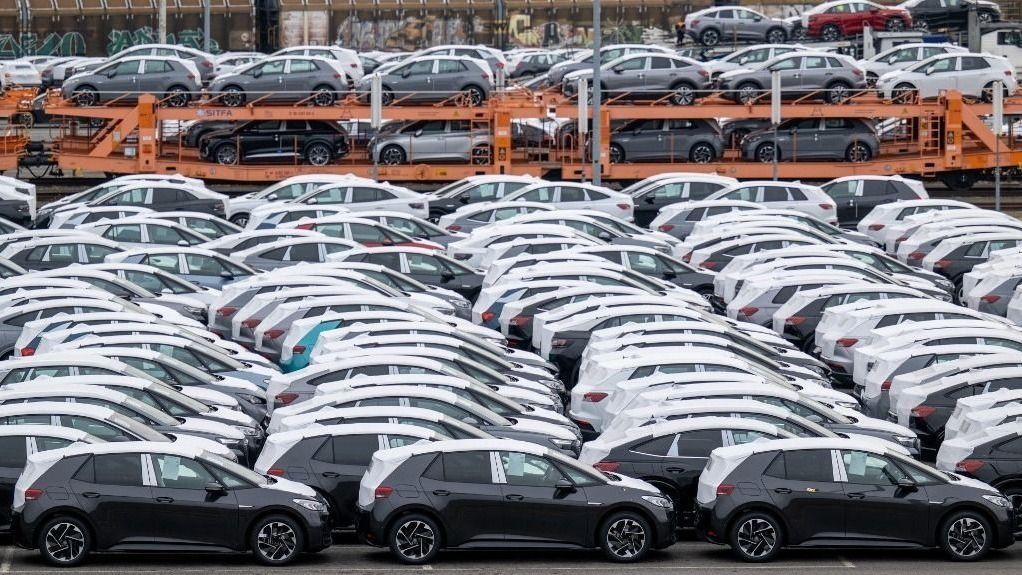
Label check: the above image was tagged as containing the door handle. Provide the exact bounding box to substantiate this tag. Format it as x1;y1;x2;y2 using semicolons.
773;488;792;494
432;490;450;496
81;492;100;498
665;467;686;473
321;472;340;478
847;492;865;499
155;496;175;503
505;494;525;501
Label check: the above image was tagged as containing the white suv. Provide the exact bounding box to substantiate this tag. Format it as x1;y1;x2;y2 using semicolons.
876;52;1017;101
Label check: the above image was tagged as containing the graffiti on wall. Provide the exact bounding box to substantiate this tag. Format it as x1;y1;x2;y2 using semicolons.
0;27;218;58
337;14;480;51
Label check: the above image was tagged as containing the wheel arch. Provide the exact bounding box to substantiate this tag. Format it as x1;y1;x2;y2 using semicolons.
382;505;449;549
244;507;313;552
934;503;1002;548
723;503;790;543
31;507;100;551
594;504;661;548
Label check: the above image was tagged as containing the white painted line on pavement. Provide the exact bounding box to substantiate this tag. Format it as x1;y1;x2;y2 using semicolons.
0;546;12;574
838;556;855;568
423;566;434;571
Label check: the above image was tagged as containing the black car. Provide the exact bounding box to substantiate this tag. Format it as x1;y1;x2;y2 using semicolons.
697;438;1016;561
928;235;1022;285
581;246;716;295
581;418;794;526
255;424;442;528
12;443;331;566
902;0;1000;30
345;248;484;300
199;119;349;167
180;120;236;148
822;176;927;227
358;439;676;563
0;196;30;227
944;422;1022;501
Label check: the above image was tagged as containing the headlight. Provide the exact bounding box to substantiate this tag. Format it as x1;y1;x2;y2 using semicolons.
293;498;329;513
834;400;859;409
233;425;259;437
550;438;580;451
236;393;266;405
895;435;920;450
217;437;243;447
642;495;673;508
983;494;1010;508
184;305;205;316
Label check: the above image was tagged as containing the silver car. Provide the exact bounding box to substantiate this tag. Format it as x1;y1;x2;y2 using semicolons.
717;51;867;104
368;119;491;165
209;56;349;107
62;56;200;107
355;55;493;106
740;117;879;163
563;53;711;106
684;6;793;46
609;119;724;164
546;45;674;85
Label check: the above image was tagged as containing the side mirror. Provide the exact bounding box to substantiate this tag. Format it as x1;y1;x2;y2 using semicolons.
897;478;917;490
458;195;470;204
414;129;424;137
613;67;623;74
177;239;190;247
205;481;227;494
644;195;656;204
789;127;798;134
306;197;318;205
401;69;412;78
806;414;824;424
106;69;117;78
554;479;576;493
663;269;677;279
219;270;234;279
753;16;763;22
440;270;455;281
597;231;613;241
267;193;278;201
252;69;263;78
925;67;936;75
381;238;394;246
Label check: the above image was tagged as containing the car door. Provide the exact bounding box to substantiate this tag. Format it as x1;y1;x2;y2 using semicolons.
393;59;437;100
148;452;239;548
655;429;724;513
249;59;286;100
443;120;472;161
760;449;846;544
105;60;143;100
0;435;26;529
635;181;684;227
800;55;830;93
419;450;506;545
607;56;647;97
817;118;855;159
825;178;860;225
919;56;958;97
68;453;155;547
770;56;803;93
855;179;894;221
237;120;284;161
957;55;993;97
623;119;663;161
838;450;930;543
497;450;591;545
284;59;317;98
307;434;381;526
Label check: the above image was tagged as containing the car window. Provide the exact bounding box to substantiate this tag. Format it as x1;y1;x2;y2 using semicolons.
676;429;725;457
92;453;144;485
144;254;180;273
960;56;990;71
255;60;286;76
442;451;493;483
437;60;466;74
35;436;73;452
499;451;567;487
143;60;171;74
317;434;379;465
152;454;216;489
766;449;834;482
0;436;26;467
841;450;909;485
770;57;800;71
289;60;317;73
804;56;827;69
106;224;143;243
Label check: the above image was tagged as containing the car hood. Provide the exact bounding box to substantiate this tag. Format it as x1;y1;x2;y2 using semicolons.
604;472;660;494
178;417;245;439
719;67;758;81
265;475;318;498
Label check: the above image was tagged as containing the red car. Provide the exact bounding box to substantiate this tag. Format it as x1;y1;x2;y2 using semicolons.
806;0;913;41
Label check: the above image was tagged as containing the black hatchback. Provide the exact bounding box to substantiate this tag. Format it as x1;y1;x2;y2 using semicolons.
358;439;675;563
697;438;1016;562
199;119;349;167
13;442;332;566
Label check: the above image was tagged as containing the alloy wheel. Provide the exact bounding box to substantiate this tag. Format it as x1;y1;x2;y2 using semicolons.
701;29;720;46
166;89;188;108
44;522;86;563
306;143;332;166
822;25;841;41
690;143;715;163
767;29;786;43
671;85;695;105
256;521;298;562
312;89;335;107
738;85;759;104
605;518;647;559
828;83;850;103
756;143;776;163
946;517;986;558
736;518;777;558
222;88;244;107
395;520;436;560
74;89;97;107
466;87;485;106
381;146;406;165
216;144;239;165
847;143;870;162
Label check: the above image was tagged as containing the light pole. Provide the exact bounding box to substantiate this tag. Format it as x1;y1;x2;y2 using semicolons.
591;0;601;185
203;0;211;52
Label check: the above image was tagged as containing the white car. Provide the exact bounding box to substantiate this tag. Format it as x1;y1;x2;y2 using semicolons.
856;199;975;244
706;181;838;224
703;45;805;80
213;51;264;75
501;182;635;221
858;43;968;83
876;52;1017;101
0;59;42;87
294;180;428;218
245;204;350;230
445;224;595;267
944;387;1022;441
226;174;358;226
271;45;363;81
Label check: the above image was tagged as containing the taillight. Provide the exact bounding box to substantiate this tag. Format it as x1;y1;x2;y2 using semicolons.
1005;70;1013;77
698;69;708;78
818;203;834;210
700;261;718;270
716;483;735;496
19;347;34;356
837;337;859;347
981;294;1001;303
292;345;306;355
911;405;936;418
216;306;238;317
955;459;985;473
935;259;952;269
409;203;424;209
785;316;806;326
446;225;462;232
551;338;570;348
186;74;195;81
481;311;496;322
691;19;700;26
375;486;394;498
296;223;314;230
454;253;471;261
868;224;885;231
265;329;285;339
241;319;261;329
266;468;285;476
881;380;892;391
24;488;43;501
201;60;213;68
852;69;863;78
658;224;674;232
616;203;630;211
583;392;608;403
896;236;909;243
908;251;925;261
275;392;298;406
509;315;530;327
593;461;620;472
333;73;341;79
738;306;759;317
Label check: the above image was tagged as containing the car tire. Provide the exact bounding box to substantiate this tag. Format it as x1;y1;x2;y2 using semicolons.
165;85;190;108
893;83;916;102
826;81;851;104
865;72;878;87
689;142;716;163
669;82;697;106
737;82;761;104
311;85;335;107
756;142;777;163
221;86;245;107
380;144;407;165
609;143;625;164
304;142;333;166
381;88;395;106
979;11;993;23
939;510;992;561
766;27;787;43
251;514;304;566
845;142;872;162
38;515;91;567
214;142;240;166
229;213;249;227
699;28;720;46
982;81;1006;103
388;513;441;565
821;24;842;41
463;85;486;106
72;85;98;107
886;18;906;31
729;511;783;562
598;511;652;563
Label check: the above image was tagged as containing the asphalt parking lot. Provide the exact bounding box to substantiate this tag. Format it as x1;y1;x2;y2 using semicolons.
1;536;1021;574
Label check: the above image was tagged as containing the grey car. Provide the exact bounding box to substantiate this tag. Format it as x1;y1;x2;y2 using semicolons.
741;117;879;163
563;53;711;105
546;45;674;85
684;6;792;46
609;118;724;164
718;52;867;104
355;56;492;106
235;238;360;271
63;57;200;107
106;248;256;290
369;119;491;165
209;56;348;107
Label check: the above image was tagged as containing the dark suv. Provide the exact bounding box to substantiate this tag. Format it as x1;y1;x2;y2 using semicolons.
12;442;331;566
358;439;675;564
199;119;349;167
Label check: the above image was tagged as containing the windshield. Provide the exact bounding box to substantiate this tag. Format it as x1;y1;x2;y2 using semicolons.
110;412;168;441
202;451;271;485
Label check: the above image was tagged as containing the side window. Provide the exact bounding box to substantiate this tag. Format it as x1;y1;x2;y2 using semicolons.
442;451;493;483
631;434;675;456
841;451;908;485
675;429;725;457
499;451;567;486
106;225;143;243
84;244;119;263
0;436;26;467
92;453;144;486
332;434;380;465
779;450;835;482
35;437;72;452
152;454;216;489
861;180;889;197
